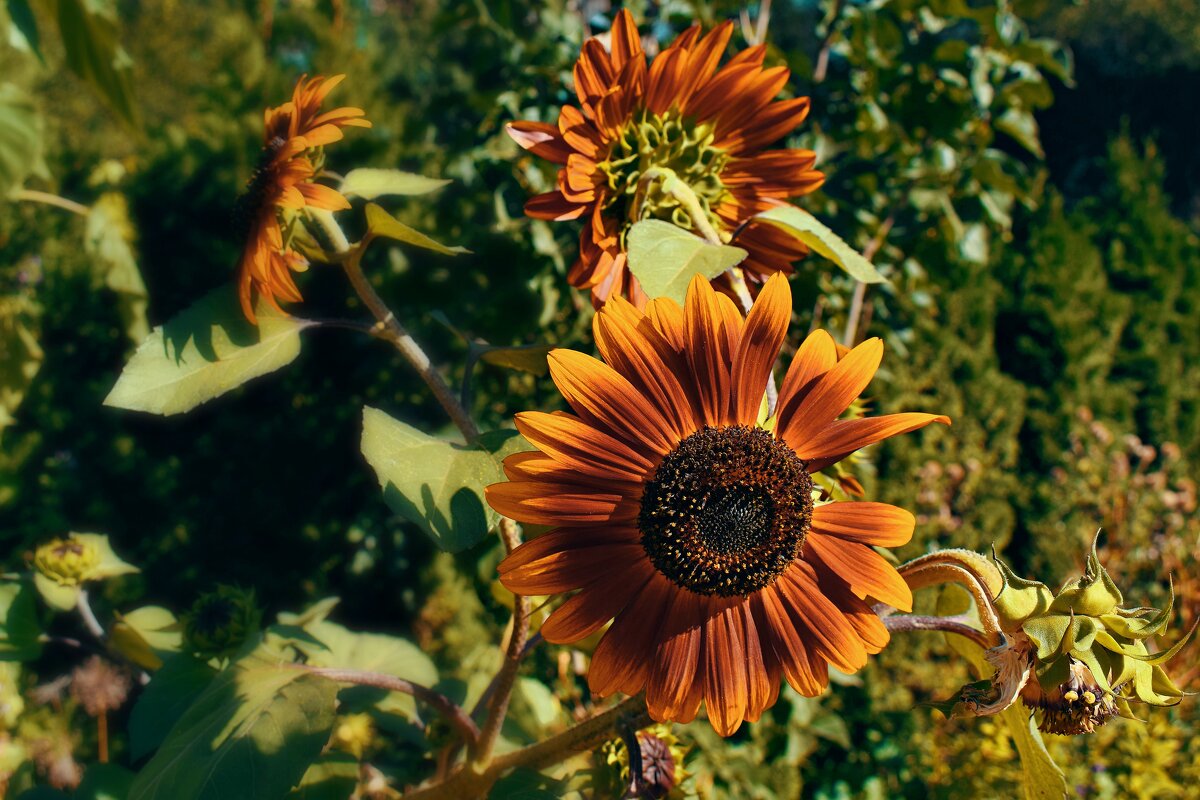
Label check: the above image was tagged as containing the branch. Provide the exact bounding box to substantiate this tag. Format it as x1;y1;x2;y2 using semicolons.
883;614;994;651
842;210;895;347
296;666;480;747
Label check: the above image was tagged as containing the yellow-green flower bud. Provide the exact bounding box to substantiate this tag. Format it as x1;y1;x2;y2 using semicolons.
0;663;23;730
33;536;100;587
181;585;261;659
331;712;375;760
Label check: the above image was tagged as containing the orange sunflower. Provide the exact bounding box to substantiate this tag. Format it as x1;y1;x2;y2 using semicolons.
507;10;824;307
235;74;371;322
486;273;949;736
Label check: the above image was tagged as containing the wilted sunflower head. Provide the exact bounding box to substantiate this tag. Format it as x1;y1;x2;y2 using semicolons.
959;536;1194;736
234;74;370;323
507;10;823;307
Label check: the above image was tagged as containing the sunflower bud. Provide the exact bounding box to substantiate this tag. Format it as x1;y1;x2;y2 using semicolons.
33;536;100;587
949;535;1193;736
182;585;261;659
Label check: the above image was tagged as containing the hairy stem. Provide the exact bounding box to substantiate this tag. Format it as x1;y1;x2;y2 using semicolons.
883;614;994;651
297;666;480;746
309;208;480;443
900;560;1004;646
12;189;90;216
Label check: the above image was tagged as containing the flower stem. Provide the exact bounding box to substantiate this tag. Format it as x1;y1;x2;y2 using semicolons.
12;189;90;216
76;589;106;641
295;666;480;747
899;552;1005;646
308;209;480;443
882;613;994;651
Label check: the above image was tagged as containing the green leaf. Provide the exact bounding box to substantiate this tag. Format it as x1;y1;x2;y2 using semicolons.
129;653;218;759
277;597;341;628
625;219;747;304
85;192;149;343
298;620;437;719
339;169;450;200
360;408;527;552
129;652;336;800
477;344;553;377
111;605;181;669
6;1;42;60
1001;703;1070;800
76;764;135;800
32;573;80;611
104;286;312;416
0;82;46;195
0;579;42;660
757;206;886;283
288;753;358;800
50;0;139;129
364;203;468;255
995;108;1044;158
0;290;43;434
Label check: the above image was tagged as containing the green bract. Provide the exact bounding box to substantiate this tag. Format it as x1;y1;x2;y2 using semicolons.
994;537;1193;735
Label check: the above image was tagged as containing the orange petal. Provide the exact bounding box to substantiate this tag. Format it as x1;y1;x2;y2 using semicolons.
811;561;891;654
484;480;637;528
646;590;706;724
702;598;749;736
776;338;883;453
513;411;654;481
731;273;790;424
547;349;678;456
683;275;734;426
645;297;686;352
753;588;827;696
608;8;643;71
773;329;837;431
499;539;643;595
541;559;655;643
810;502;915;548
507;120;573;164
524;191;589;221
297;182;351;211
797;413;952;467
589;573;675;696
777;561;870;673
738;601;774;722
803;533;913;612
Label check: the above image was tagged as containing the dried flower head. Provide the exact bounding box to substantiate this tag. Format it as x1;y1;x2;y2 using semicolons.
69;656;131;717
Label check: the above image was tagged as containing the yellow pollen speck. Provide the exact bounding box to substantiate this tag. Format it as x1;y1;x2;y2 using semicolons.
1082;691;1097;704
1063;690;1079;702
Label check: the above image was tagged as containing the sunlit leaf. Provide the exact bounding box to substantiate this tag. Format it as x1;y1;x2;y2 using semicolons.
75;531;138;580
478;344;553;377
757;206;886;283
364;203;468;255
111;605;181;669
104;286;313;416
50;0;139;129
995;108;1044;158
129;652;336;800
360;408;527;552
32;573;80;611
0;82;46;195
5;0;41;60
340;168;450;200
288;753;358;800
625;219;747;304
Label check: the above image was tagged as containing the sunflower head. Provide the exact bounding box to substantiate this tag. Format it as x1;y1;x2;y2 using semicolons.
34;536;100;587
182;585;262;660
488;273;949;735
508;11;824;306
235;74;370;323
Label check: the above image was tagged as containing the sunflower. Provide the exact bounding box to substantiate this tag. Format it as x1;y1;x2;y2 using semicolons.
235;74;371;322
507;10;824;307
486;273;949;735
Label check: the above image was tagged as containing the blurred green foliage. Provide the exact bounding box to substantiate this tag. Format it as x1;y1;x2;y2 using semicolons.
1;0;1198;797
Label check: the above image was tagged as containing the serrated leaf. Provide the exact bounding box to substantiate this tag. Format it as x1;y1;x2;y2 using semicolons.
625;220;747;304
129;652;336;800
364;203;468;255
85;192;149;342
0;82;46;195
360;408;527;552
0;579;42;660
128;654;218;759
340;169;450;200
757;206;886;283
50;0;139;129
104;286;312;415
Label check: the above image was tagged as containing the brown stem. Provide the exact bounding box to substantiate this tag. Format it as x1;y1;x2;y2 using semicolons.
842;211;896;347
472;519;531;766
98;710;109;763
12;189;90;216
812;0;845;84
900;560;1003;645
295;666;480;747
309;209;480;443
883;614;994;651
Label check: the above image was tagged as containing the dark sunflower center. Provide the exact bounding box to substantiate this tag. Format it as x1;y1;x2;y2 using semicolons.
233;135;291;237
599;110;730;246
638;425;813;597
